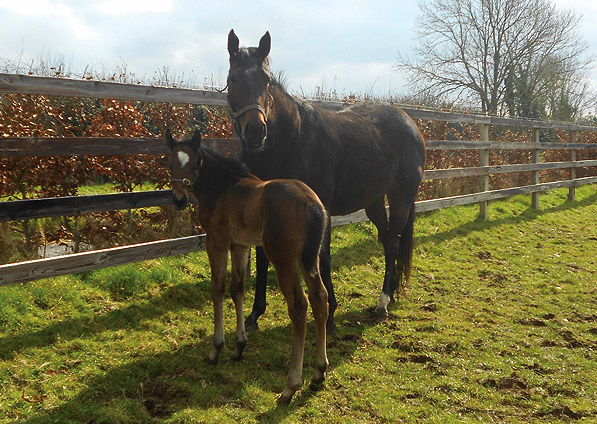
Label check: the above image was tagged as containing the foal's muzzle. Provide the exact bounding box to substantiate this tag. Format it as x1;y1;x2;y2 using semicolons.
172;194;188;210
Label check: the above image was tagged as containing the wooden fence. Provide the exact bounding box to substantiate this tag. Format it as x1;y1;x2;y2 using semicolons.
1;73;596;287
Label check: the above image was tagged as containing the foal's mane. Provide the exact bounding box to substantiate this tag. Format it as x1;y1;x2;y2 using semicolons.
200;145;251;178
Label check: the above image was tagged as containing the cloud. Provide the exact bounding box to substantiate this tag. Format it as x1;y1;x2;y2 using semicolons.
94;0;174;15
288;61;407;97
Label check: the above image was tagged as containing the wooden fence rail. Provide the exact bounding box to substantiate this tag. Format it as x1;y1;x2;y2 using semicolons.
1;73;596;287
2;138;596;223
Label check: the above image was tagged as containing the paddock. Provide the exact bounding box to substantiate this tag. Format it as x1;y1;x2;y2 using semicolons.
0;187;595;421
0;74;596;421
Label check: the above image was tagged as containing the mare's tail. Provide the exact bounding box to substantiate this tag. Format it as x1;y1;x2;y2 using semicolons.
301;203;327;276
395;202;416;294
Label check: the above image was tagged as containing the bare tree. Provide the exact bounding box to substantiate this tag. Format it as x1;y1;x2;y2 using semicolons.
396;0;595;118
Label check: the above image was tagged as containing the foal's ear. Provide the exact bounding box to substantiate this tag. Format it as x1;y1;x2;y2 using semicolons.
190;130;202;152
258;31;271;60
228;29;239;56
165;128;176;150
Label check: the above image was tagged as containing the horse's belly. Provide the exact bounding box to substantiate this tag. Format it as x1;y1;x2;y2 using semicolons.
229;225;263;246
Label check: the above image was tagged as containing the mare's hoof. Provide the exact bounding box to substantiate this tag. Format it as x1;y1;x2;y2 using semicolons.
244;317;260;332
374;306;389;320
326;320;336;334
309;378;325;392
206;357;218;365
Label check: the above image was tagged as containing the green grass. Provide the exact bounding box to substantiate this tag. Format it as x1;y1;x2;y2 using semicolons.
1;186;596;423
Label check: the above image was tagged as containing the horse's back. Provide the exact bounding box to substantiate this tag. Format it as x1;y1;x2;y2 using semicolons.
339;104;425;158
305;103;424;214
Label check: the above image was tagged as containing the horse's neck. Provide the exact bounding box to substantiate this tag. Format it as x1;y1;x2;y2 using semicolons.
194;150;251;199
271;86;301;134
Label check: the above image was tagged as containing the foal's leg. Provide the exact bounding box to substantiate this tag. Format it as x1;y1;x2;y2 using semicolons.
274;262;308;404
230;244;250;361
206;237;229;364
303;267;329;389
245;247;269;331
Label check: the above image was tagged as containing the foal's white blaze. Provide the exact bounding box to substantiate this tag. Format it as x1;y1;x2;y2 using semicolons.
177;151;190;168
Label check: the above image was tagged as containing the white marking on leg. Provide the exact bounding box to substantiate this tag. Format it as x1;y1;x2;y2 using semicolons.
177;151;190;168
378;292;391;310
375;292;391;317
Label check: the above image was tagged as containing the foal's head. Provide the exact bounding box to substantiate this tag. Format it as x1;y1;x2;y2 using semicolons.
165;129;202;210
227;29;273;151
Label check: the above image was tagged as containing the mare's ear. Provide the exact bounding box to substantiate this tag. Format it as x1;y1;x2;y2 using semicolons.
228;29;239;56
165;128;175;149
258;31;271;60
190;130;202;152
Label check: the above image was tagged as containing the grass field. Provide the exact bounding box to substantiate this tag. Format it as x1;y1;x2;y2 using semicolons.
0;186;596;423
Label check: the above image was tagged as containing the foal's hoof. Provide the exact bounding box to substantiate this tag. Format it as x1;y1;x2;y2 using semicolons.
277;393;293;405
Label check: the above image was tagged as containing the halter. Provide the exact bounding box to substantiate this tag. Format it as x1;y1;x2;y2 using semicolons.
227;83;273;141
170;177;193;187
170;156;203;189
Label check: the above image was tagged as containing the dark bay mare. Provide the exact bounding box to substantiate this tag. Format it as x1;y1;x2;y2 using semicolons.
227;30;426;330
166;129;329;404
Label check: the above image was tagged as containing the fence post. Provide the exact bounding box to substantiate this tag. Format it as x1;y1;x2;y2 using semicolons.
479;123;490;219
568;130;577;202
531;128;541;209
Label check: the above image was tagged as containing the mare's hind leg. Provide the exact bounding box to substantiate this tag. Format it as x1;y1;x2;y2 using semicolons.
230;244;250;361
245;247;269;331
377;184;419;315
206;236;229;364
303;267;329;389
319;215;337;332
365;198;396;318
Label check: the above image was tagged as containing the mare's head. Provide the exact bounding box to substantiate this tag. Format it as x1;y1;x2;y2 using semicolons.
165;129;202;210
227;29;273;151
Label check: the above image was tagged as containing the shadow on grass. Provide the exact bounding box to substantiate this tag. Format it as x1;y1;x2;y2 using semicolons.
18;306;381;423
0;280;211;361
326;190;597;273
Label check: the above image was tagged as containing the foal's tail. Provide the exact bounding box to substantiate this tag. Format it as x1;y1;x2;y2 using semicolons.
396;202;416;294
301;203;327;277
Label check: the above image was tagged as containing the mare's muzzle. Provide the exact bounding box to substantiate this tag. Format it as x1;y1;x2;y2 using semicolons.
242;119;267;149
229;99;270;151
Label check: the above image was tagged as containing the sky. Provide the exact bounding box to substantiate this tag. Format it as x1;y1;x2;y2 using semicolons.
0;0;596;100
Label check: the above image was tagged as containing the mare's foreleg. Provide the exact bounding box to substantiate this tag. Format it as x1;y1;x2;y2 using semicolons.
230;244;250;361
206;238;228;364
245;246;269;331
